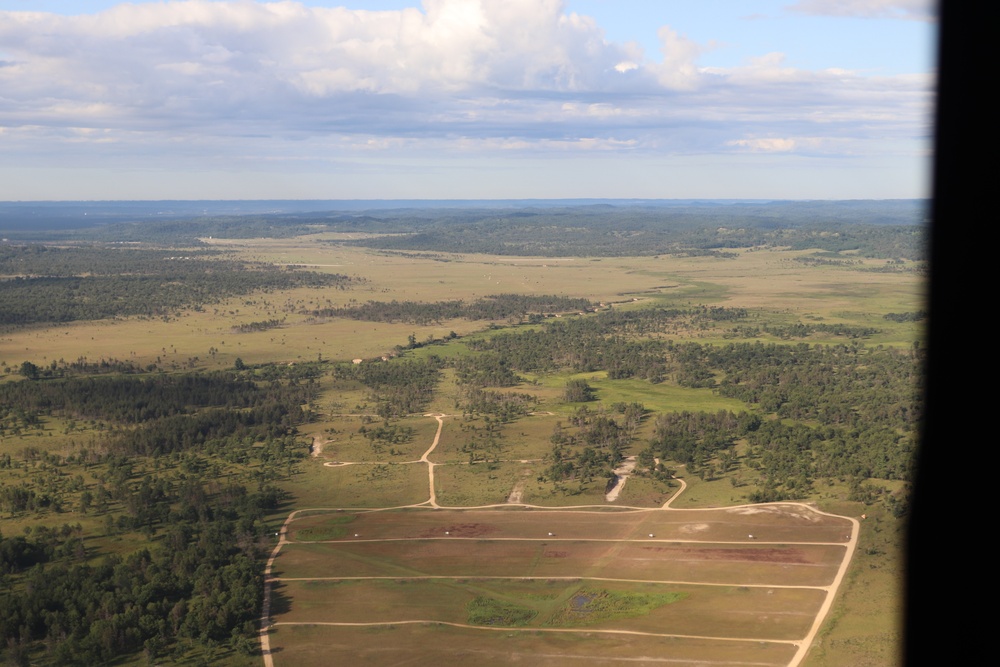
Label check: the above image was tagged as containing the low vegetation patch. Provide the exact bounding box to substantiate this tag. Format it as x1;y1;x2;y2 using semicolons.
547;588;686;627
466;596;537;627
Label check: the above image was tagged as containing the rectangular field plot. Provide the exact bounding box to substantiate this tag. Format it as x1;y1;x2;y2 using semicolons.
286;505;852;545
272;578;824;641
432;462;530;507
433;416;555;462
317;416;440;462
287;508;648;543
268;623;799;667
305;462;430;508
274;539;843;586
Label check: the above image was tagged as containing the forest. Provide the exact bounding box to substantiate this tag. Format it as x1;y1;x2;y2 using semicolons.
0;368;309;664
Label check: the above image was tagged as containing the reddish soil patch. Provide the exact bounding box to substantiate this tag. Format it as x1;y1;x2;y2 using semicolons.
640;546;808;564
418;523;498;538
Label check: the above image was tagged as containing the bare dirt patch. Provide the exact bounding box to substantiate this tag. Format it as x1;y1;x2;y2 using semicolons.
418;523;498;538
678;523;710;534
640;546;808;564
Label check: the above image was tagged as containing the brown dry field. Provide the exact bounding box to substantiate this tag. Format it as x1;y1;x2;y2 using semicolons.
268;623;799;667
273;578;823;640
274;538;842;587
287;505;851;544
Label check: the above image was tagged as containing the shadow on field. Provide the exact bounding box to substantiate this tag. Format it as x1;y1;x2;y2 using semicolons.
269;580;292;617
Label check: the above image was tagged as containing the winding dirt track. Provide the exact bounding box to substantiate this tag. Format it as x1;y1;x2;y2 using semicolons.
260;413;859;667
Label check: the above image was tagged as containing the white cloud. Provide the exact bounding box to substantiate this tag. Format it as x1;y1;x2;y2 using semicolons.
651;25;703;89
0;0;932;192
787;0;936;21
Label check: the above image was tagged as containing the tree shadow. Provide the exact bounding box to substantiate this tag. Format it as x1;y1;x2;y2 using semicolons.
268;580;292;616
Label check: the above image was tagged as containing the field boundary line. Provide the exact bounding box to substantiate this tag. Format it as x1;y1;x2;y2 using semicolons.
274;574;830;591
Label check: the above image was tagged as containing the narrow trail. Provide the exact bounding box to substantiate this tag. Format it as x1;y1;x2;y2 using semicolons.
421;413;445;508
260;412;859;667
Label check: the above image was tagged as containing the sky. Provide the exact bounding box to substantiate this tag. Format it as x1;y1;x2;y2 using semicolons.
0;0;936;201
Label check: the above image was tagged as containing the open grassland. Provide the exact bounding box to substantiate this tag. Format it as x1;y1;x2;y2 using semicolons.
287;462;430;509
533;371;748;416
0;245;922;374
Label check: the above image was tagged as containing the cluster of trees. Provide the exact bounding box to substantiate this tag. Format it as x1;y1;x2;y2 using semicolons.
685;341;922;431
310;294;594;325
884;310;927;322
563;379;596;402
335;358;442;418
544;404;644;484
458;387;537;422
759;323;880;339
232;318;284;333
467;322;667;380
454;352;522;388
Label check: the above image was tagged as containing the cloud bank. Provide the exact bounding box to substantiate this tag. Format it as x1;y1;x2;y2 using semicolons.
0;0;933;198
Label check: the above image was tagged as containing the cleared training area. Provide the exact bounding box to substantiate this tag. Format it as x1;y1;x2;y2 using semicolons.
260;414;859;667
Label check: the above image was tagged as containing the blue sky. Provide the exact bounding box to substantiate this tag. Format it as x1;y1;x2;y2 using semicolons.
0;1;936;200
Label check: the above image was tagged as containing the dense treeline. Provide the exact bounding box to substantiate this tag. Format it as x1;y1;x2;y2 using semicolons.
0;245;352;325
342;219;924;260
310;293;594;325
884;310;927;322
0;373;306;426
0;484;278;664
12;356;153;380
